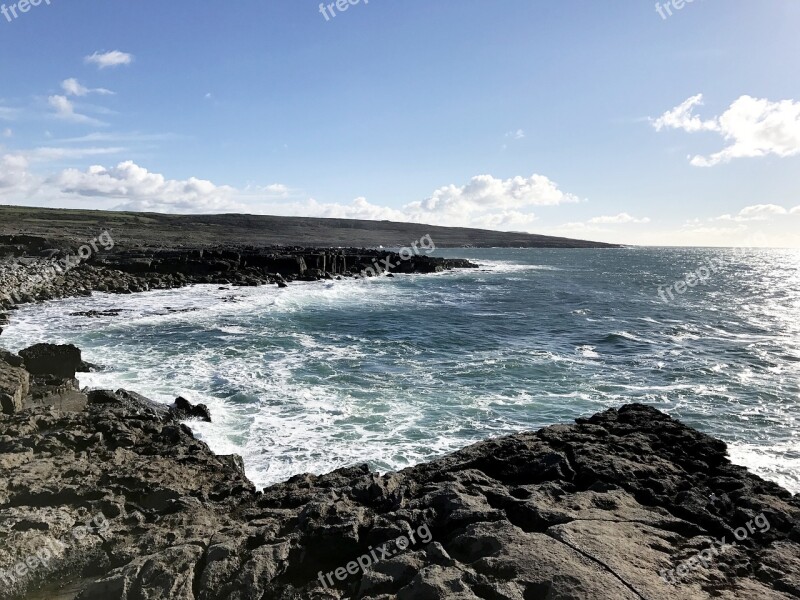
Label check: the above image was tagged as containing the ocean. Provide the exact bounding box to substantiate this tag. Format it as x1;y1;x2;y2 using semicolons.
2;247;798;493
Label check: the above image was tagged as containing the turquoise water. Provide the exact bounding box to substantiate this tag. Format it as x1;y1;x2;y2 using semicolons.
2;248;799;492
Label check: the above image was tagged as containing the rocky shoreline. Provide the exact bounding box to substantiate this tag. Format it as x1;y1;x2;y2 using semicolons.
0;234;478;316
1;344;799;599
1;238;799;599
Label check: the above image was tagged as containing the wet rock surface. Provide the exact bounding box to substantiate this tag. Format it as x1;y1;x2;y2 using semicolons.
0;347;798;600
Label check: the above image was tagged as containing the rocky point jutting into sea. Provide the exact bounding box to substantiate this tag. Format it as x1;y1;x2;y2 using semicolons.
1;234;799;600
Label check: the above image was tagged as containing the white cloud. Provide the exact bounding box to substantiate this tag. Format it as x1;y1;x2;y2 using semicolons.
48;95;76;118
736;204;788;220
716;203;798;222
402;174;580;229
62;78;88;97
530;206;800;247
0;156;292;214
588;213;650;224
652;94;719;133
0;154;34;192
654;94;800;166
48;95;106;126
0;160;578;231
62;78;114;97
505;129;526;140
52;161;242;212
1;156;797;245
302;197;409;222
2;128;11;138
261;183;290;196
268;174;578;230
84;51;134;69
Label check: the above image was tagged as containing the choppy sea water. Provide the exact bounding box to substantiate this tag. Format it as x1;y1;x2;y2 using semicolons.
2;248;798;493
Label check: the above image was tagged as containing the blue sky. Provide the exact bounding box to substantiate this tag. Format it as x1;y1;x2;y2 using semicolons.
1;0;799;246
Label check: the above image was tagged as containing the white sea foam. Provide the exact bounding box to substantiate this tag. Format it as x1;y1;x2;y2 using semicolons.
728;442;800;495
2;248;798;495
472;260;562;274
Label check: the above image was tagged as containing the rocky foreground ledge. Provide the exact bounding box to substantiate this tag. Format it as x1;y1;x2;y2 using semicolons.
1;347;799;599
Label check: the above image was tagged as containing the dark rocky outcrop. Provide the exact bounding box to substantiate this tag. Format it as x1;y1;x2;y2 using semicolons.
1;346;798;600
0;245;479;313
18;344;82;380
171;396;212;423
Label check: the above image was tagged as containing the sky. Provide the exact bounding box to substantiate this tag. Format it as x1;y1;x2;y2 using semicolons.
1;0;799;247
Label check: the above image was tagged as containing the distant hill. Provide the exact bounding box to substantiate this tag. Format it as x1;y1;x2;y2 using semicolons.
0;205;619;249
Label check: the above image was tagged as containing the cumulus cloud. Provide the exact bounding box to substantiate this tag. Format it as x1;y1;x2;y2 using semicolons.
0;159;582;231
61;78;114;97
1;154;797;244
402;174;579;228
280;174;581;230
302;197;408;222
653;94;800;166
84;51;134;69
736;204;789;220
716;203;798;222
48;95;105;126
588;213;650;224
0;154;33;192
0;156;291;213
51;161;243;213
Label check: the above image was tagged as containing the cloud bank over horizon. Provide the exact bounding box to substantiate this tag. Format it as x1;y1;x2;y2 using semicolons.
2;153;798;247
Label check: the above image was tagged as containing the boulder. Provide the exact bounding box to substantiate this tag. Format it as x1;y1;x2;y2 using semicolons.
18;343;82;379
170;396;212;423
